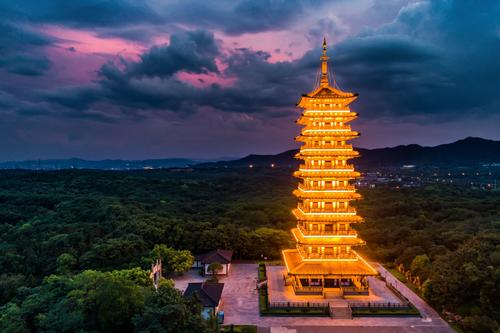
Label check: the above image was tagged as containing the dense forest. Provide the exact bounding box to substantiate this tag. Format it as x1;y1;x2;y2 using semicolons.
0;168;498;332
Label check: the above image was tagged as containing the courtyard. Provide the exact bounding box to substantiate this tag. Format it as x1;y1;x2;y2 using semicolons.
175;263;454;332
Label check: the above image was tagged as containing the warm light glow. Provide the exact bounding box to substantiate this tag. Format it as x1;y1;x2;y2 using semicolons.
297;206;356;216
295;227;357;238
282;39;378;292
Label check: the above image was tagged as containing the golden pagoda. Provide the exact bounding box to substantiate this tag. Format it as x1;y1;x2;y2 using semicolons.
282;39;377;296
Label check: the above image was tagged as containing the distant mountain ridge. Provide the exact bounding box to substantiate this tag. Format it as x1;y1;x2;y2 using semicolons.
1;137;498;170
196;137;500;169
0;157;202;170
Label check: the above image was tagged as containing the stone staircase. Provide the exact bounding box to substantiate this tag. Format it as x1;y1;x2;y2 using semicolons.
328;300;352;319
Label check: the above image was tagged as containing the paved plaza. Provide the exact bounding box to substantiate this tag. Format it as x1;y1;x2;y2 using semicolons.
175;263;454;333
266;265;402;304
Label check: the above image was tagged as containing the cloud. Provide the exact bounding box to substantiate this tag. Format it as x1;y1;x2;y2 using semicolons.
329;0;500;119
162;0;304;36
0;22;53;76
41;0;500;125
0;0;499;161
0;0;161;28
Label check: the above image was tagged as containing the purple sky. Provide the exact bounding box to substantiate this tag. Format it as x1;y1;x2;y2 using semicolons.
0;0;499;160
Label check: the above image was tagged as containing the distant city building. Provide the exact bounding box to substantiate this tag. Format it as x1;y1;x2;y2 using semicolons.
282;39;377;296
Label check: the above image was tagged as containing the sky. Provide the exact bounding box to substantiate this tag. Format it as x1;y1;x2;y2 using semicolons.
0;0;499;161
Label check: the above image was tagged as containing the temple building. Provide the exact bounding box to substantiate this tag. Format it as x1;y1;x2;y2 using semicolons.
283;39;378;296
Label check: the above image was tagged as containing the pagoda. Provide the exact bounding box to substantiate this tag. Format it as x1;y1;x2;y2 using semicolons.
282;39;377;296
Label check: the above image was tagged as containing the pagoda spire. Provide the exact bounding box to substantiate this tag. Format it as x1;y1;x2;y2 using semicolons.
320;37;330;86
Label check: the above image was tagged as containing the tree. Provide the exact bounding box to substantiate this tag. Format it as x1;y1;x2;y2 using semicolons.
0;302;29;333
56;253;77;274
410;254;432;282
150;245;194;275
93;273;145;332
207;262;223;276
133;281;209;333
169;250;194;275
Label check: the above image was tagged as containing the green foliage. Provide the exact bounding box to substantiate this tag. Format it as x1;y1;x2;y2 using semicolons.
56;253;77;274
150;245;194;275
0;169;499;330
258;263;267;282
0;268;207;333
207;262;223;275
221;325;258;333
357;186;500;331
410;254;432;281
133;281;209;333
0;302;29;333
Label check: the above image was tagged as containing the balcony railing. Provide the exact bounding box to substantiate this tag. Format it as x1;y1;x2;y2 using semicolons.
297;204;356;214
298;164;354;170
298;226;358;236
297;248;359;260
302;143;353;149
298;184;355;192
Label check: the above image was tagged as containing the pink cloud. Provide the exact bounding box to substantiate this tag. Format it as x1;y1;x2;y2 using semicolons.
42;25;146;59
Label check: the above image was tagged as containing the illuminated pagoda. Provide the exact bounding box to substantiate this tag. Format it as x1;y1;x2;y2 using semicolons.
282;39;377;296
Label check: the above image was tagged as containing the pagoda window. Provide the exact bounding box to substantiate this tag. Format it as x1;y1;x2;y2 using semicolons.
312;224;319;231
325;247;333;255
325;224;333;232
339;224;346;231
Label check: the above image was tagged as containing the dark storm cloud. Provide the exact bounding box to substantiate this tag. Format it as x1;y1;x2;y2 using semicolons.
0;0;308;40
49;43;312;116
0;0;161;28
163;0;304;35
0;22;53;76
41;0;500;124
4;0;500;128
329;0;500;119
127;30;220;78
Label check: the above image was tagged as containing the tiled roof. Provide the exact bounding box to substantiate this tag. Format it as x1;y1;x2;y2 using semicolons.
183;282;224;308
283;249;377;276
195;249;233;264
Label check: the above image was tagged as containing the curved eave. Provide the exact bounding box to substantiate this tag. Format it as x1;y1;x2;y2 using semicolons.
295;151;359;158
292;208;364;222
293;170;361;179
292;228;365;246
293;189;361;200
296;133;360;141
297;87;359;109
297;116;357;125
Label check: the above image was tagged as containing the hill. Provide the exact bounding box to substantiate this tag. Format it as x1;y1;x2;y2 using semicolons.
196;137;500;169
0;157;202;170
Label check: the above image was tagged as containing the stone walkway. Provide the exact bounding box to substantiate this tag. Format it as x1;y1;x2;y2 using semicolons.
374;263;445;324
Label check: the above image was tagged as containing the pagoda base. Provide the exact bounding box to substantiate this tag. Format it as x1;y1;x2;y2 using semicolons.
282;249;378;296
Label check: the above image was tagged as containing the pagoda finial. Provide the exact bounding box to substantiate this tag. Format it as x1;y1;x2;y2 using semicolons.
320;37;330;86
